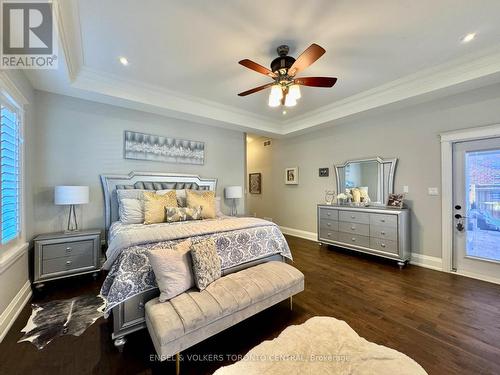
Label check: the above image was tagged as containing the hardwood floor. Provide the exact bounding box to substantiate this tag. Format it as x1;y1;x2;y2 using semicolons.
1;235;500;374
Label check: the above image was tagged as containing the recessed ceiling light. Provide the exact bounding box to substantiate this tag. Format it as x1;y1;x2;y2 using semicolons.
282;110;287;115
119;57;129;66
461;33;476;43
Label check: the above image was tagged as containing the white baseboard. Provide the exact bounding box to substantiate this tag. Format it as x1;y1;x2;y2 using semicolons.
0;280;32;342
280;226;317;242
455;270;500;285
409;253;443;271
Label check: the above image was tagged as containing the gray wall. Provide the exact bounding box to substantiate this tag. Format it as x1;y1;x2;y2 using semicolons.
31;91;246;235
247;82;500;259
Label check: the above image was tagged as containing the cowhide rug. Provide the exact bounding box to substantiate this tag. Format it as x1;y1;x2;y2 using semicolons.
18;295;105;349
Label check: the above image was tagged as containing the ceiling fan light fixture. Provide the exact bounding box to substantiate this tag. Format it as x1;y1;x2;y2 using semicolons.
284;94;297;107
288;84;301;100
270;85;283;100
268;95;281;107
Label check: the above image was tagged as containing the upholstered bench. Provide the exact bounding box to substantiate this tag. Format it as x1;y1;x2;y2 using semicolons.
145;261;304;373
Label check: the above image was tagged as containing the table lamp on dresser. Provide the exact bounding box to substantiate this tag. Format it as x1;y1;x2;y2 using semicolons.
54;185;89;232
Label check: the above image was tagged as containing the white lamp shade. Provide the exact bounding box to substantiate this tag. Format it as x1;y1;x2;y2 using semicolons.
224;186;242;199
55;186;89;205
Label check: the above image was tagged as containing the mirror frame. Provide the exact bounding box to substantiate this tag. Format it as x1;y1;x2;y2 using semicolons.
334;157;398;205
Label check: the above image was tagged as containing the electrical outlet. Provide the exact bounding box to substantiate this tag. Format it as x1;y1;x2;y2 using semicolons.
403;185;409;193
428;187;439;196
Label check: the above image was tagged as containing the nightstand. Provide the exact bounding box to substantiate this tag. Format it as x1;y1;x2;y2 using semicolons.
33;229;101;289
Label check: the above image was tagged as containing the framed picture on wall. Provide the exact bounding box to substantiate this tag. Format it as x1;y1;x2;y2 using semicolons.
285;167;299;185
249;173;261;194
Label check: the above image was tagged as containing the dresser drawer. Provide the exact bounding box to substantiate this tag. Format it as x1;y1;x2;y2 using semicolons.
338;232;370;248
42;252;95;275
339;210;370;225
370;237;399;255
319;208;338;220
41;239;94;260
339;221;370;236
319;228;338;242
320;219;338;231
370;225;398;241
369;213;398;227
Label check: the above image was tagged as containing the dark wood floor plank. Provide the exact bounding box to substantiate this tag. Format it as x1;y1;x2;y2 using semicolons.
1;235;500;375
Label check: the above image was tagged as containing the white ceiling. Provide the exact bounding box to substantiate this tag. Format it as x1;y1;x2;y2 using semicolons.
26;0;500;135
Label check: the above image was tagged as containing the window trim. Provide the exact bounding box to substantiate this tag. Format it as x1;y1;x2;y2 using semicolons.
0;72;28;253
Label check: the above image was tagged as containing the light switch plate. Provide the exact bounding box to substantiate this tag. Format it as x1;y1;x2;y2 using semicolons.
428;187;439;196
403;185;409;193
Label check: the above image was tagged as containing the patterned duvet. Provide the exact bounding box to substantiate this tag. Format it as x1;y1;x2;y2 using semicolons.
100;217;292;314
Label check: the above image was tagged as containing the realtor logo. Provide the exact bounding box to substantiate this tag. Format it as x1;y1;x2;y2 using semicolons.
1;1;58;69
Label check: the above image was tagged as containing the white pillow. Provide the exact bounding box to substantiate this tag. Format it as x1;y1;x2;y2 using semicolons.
117;189;147;201
215;197;224;217
147;240;194;302
119;198;144;224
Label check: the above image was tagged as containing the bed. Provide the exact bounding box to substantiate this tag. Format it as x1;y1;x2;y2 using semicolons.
99;172;292;351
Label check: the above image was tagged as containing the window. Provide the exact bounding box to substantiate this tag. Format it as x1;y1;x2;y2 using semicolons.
0;101;21;245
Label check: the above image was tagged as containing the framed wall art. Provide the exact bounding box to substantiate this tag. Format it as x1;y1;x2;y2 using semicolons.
124;130;205;165
249;173;261;194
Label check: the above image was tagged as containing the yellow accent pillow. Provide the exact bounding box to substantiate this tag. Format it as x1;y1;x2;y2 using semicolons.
143;191;178;224
186;190;216;219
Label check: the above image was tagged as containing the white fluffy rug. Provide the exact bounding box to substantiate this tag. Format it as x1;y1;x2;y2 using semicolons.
214;316;427;375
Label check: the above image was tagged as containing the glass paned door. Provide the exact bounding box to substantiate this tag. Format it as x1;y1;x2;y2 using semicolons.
465;149;500;262
453;137;500;281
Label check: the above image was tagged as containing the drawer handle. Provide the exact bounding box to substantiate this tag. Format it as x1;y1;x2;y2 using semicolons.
66;247;72;252
66;260;72;266
351;237;356;242
351;215;355;219
138;302;145;310
327;223;331;226
380;219;386;223
381;243;386;248
327;212;331;216
351;226;356;230
381;231;386;235
327;232;332;237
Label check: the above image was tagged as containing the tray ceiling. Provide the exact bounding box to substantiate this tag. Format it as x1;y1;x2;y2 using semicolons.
26;0;500;135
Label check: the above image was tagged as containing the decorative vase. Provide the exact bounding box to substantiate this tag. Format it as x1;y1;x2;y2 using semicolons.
325;190;335;205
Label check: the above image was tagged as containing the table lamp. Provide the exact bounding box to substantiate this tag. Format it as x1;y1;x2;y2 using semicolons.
224;186;242;216
55;186;89;232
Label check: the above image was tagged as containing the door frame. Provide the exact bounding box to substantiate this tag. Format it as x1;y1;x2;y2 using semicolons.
440;123;500;283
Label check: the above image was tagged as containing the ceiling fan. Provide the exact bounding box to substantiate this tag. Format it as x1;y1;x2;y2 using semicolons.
238;43;337;108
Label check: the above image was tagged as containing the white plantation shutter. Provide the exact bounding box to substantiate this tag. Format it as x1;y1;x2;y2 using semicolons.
0;103;21;244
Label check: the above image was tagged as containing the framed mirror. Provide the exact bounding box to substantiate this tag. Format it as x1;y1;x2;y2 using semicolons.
335;157;397;205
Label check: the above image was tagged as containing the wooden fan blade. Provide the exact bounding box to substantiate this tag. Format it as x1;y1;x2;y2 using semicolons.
239;59;277;78
294;77;337;87
238;82;275;96
288;44;326;76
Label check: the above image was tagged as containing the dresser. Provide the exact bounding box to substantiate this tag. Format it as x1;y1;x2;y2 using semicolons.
317;204;411;267
33;230;101;288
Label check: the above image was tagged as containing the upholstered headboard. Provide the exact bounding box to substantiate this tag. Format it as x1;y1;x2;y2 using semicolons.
100;171;217;237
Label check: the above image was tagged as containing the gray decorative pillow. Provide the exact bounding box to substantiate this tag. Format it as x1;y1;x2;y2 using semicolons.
165;206;202;223
147;240;194;302
190;238;221;290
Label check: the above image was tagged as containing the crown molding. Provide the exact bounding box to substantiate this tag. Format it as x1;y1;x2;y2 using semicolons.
282;45;500;134
73;66;281;133
52;1;500;136
53;0;84;82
